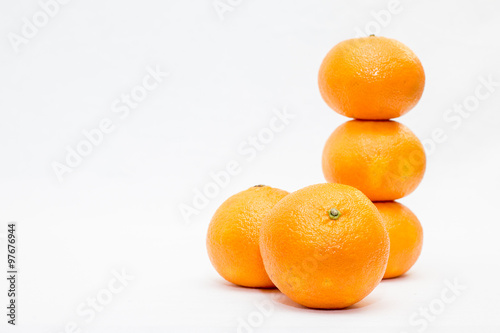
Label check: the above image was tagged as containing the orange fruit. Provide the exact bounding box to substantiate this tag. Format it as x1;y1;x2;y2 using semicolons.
318;36;425;119
259;183;389;309
206;185;289;288
322;120;426;201
374;201;423;279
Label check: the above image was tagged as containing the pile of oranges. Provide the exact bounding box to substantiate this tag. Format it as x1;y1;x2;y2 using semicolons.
207;36;426;309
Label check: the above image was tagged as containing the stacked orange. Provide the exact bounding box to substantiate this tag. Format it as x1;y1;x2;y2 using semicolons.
319;35;425;279
206;36;427;310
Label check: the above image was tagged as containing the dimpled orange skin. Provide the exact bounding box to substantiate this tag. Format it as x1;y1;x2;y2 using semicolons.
259;183;389;309
206;185;289;288
318;36;425;119
374;202;423;279
322;120;426;201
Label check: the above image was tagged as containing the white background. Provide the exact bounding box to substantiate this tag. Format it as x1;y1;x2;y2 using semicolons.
1;0;500;332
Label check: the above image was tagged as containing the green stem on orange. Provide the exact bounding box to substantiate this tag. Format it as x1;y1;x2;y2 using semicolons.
328;208;341;220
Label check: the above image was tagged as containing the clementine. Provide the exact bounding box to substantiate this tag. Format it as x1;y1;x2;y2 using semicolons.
206;185;289;288
322;120;426;201
259;183;389;309
374;201;423;279
318;36;425;119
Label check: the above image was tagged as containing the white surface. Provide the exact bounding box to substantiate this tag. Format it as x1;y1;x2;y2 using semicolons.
1;0;500;332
